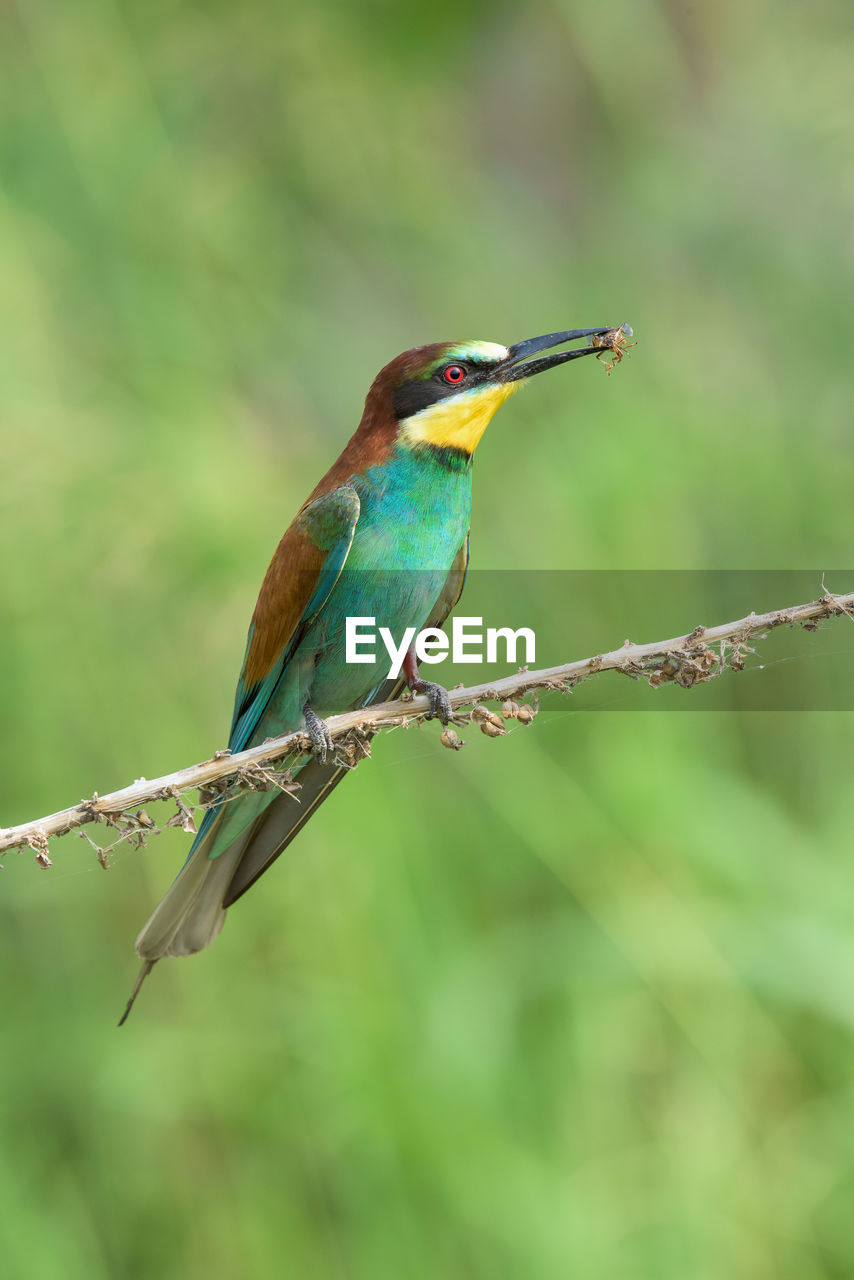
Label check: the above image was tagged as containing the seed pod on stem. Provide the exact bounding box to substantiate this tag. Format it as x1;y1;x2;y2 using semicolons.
471;704;505;730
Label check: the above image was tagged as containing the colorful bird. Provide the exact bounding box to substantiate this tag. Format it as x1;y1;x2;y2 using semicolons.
120;326;614;1022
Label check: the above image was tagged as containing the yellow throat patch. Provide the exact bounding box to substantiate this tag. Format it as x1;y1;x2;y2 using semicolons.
400;381;521;455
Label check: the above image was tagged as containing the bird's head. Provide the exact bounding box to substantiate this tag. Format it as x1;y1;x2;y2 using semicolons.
365;327;615;459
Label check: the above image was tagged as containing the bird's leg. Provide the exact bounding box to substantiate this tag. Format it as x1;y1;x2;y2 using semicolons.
403;648;453;725
303;701;334;764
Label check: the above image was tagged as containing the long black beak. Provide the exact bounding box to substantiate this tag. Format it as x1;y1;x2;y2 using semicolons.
504;327;613;380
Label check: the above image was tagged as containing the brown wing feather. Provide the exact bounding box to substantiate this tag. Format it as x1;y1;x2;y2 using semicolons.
242;522;328;687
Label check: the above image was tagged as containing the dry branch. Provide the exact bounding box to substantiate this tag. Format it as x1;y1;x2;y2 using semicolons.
3;590;852;862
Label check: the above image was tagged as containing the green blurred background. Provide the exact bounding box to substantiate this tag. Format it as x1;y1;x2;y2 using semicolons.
2;1;854;1276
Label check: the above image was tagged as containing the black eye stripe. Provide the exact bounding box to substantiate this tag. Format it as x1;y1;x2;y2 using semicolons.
394;361;494;420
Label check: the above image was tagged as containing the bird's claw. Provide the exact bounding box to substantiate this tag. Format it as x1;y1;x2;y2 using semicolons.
414;680;453;726
303;704;334;764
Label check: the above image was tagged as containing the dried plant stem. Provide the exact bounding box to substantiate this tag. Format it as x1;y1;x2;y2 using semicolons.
2;591;852;860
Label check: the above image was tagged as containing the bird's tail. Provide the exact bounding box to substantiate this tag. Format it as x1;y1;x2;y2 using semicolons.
118;757;351;1023
133;805;255;961
117;800;267;1025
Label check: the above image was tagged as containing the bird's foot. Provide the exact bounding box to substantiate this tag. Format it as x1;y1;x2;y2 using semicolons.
303;703;334;764
409;678;453;725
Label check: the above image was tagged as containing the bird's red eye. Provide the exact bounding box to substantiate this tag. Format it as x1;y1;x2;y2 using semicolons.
443;365;466;384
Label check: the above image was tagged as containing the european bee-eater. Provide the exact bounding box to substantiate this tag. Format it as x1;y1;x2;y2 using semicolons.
120;326;615;1022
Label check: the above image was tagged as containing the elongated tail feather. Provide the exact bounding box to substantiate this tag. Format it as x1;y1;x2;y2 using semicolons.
118;960;156;1026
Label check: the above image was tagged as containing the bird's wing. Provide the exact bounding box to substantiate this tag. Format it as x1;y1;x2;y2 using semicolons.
143;481;361;942
222;533;471;906
227;485;361;755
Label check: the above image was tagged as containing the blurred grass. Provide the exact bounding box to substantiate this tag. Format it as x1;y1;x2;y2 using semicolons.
2;1;854;1276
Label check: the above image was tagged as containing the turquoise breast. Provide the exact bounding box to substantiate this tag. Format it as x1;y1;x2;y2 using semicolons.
306;444;472;713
